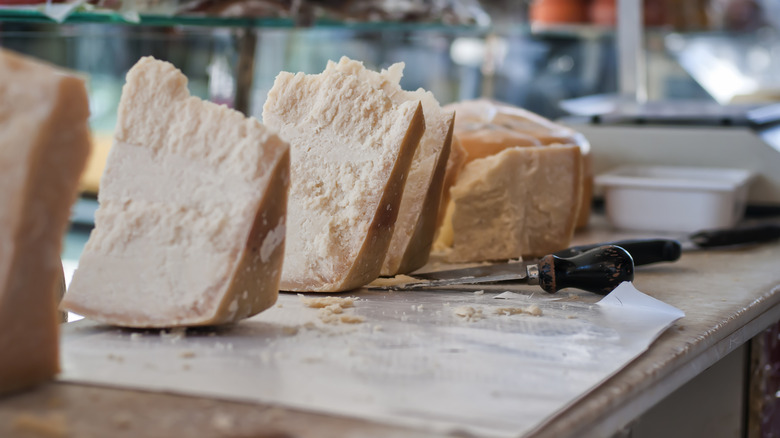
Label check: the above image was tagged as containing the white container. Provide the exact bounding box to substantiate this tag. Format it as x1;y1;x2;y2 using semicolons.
595;165;755;233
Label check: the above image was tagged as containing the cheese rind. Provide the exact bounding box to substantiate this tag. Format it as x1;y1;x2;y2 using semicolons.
441;145;582;262
0;49;91;393
62;57;289;327
263;63;425;291
323;57;453;276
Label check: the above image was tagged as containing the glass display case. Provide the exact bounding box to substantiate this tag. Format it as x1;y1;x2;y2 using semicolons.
3;1;780;202
0;2;620;125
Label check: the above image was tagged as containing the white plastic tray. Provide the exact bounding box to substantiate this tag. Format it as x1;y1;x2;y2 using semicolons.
595;165;754;233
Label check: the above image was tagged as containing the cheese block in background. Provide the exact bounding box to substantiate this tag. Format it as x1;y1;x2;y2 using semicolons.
442;99;593;230
263;60;425;292
62;57;290;328
0;49;91;393
434;99;589;262
324;57;454;276
440;145;582;262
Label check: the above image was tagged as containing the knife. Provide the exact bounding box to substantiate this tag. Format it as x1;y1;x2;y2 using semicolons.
557;222;780;264
373;245;634;295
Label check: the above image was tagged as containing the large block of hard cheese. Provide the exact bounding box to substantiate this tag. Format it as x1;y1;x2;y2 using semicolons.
442;99;593;229
62;57;290;328
0;49;91;394
438;145;582;262
263;62;425;292
324;57;454;276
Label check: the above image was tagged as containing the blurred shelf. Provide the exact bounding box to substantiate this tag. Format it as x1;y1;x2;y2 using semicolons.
0;6;489;33
528;22;615;39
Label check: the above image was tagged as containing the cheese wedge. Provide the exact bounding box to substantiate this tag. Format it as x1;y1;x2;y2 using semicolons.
440;145;582;262
263;63;425;291
323;57;453;276
0;49;91;393
443;99;593;229
62;57;290;328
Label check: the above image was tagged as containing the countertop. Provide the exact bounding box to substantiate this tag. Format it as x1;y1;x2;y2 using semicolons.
2;218;780;438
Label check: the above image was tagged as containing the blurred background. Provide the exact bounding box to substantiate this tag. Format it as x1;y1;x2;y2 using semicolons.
3;0;779;126
4;0;780;250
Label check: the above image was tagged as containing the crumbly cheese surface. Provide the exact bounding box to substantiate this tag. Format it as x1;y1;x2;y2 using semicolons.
263;60;424;291
0;49;91;393
325;58;453;276
62;57;290;328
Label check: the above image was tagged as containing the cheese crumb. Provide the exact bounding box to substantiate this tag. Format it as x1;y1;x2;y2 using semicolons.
299;295;355;309
179;351;196;359
370;274;419;287
339;314;365;324
526;304;542;316
495;304;543;317
300;295;363;324
453;306;484;322
13;412;68;437
473;290;485;295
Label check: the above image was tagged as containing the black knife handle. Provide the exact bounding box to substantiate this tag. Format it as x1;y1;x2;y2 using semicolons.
538;245;634;295
554;239;681;266
689;223;780;248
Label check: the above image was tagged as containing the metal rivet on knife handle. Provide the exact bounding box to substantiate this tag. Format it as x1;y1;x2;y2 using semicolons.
537;245;635;295
526;264;539;285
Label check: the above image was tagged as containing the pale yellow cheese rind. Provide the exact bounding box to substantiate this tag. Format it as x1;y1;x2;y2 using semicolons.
263;63;425;292
323;57;454;276
62;57;290;328
440;145;582;262
0;49;91;393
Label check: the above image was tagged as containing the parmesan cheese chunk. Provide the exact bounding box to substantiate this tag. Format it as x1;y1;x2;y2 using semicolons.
442;99;593;230
263;61;425;292
440;145;582;262
323;57;454;276
0;49;91;393
62;57;290;328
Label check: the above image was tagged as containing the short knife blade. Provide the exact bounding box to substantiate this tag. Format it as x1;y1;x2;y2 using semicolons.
380;262;531;290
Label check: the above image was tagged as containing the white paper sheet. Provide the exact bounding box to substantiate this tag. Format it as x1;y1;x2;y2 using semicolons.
59;282;683;438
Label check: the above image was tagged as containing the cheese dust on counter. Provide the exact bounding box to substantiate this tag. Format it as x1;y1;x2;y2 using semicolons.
263;57;425;292
61;57;290;328
298;295;365;325
0;49;91;394
324;57;455;276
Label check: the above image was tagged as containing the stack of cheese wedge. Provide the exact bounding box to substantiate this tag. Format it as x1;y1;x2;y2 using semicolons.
263;57;454;291
55;58;590;332
61;55;455;332
0;49;91;393
434;99;593;262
